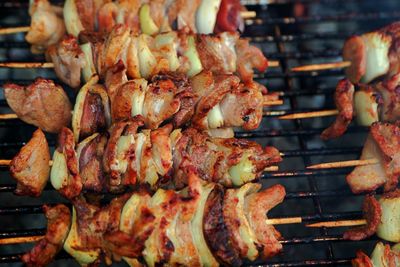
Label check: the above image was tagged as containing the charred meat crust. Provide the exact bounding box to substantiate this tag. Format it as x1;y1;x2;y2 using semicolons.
57;127;83;199
10;128;50;197
203;185;242;266
3;78;72;133
321;79;355;140
22;204;71;267
351;250;374;267
78;133;108;192
80;91;108;139
343;195;382;240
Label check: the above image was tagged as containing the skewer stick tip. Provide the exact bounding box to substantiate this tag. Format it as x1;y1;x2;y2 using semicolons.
240;11;257;19
291;61;351;72
0;62;54;68
266;217;302;225
306;219;366;228
278;109;338;120
0;26;30;35
307;158;379;170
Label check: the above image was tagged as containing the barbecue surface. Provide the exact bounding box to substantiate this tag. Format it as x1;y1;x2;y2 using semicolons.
1;0;400;266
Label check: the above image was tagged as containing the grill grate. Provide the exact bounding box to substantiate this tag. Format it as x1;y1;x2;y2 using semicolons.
1;0;399;266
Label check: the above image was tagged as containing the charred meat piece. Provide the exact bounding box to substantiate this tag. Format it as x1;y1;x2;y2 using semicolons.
346;122;400;193
352;242;400;267
344;195;382;240
223;183;285;261
10;129;50;197
77;133;108;192
26;0;65;54
196;32;238;76
72;76;111;142
343;23;394;84
22;204;71;267
103;119;143;189
321;79;355;140
4;78;72;133
203;184;242;266
47;35;86;89
235;38;268;83
219;81;264;130
347;122;400;193
374;73;400;122
142;74;184;129
173;127;282;187
50;127;82;199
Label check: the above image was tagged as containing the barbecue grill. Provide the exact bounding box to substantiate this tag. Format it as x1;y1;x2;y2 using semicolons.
0;0;399;266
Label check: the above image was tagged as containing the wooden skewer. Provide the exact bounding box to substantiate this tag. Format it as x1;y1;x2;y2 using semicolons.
307;219;367;228
279;109;339;120
264;166;279;172
269;60;280;68
0;114;18;120
263;99;283;106
291;61;351;72
0;62;54;68
0;235;44;245
0;159;53;166
1;158;274;172
0;218;368;245
0;26;30;35
307;158;379;170
241;11;257;19
0;61;279;69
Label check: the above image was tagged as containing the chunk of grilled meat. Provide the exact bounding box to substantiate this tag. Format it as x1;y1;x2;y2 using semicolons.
26;0;65;54
50;127;82;199
104;69;265;131
4;78;72;133
321;79;355;140
343;195;382;241
347;122;400;193
22;204;71;267
352;242;400;267
173;127;282;188
343;22;400;84
47;35;86;89
55;170;285;266
72;76;111;142
49;25;268;86
10;129;50;197
77;133;108;192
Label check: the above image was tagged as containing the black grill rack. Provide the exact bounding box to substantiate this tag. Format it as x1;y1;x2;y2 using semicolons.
0;0;399;266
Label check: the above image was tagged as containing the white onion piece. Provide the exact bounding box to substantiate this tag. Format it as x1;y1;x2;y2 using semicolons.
361;32;391;83
196;0;222;34
63;0;84;37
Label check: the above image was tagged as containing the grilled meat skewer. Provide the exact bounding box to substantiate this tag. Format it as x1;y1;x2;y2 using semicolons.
321;72;400;140
28;0;247;54
9;119;281;197
23;171;286;267
4;70;270;136
346;122;400;193
344;190;400;243
48;24;268;88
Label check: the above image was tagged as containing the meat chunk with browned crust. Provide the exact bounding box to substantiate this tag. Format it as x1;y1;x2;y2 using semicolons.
22;204;71;267
321;79;355;140
10;129;50;197
4;79;72;133
47;35;86;89
344;195;382;240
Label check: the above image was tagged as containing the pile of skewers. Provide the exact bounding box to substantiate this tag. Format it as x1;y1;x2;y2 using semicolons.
1;1;400;266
